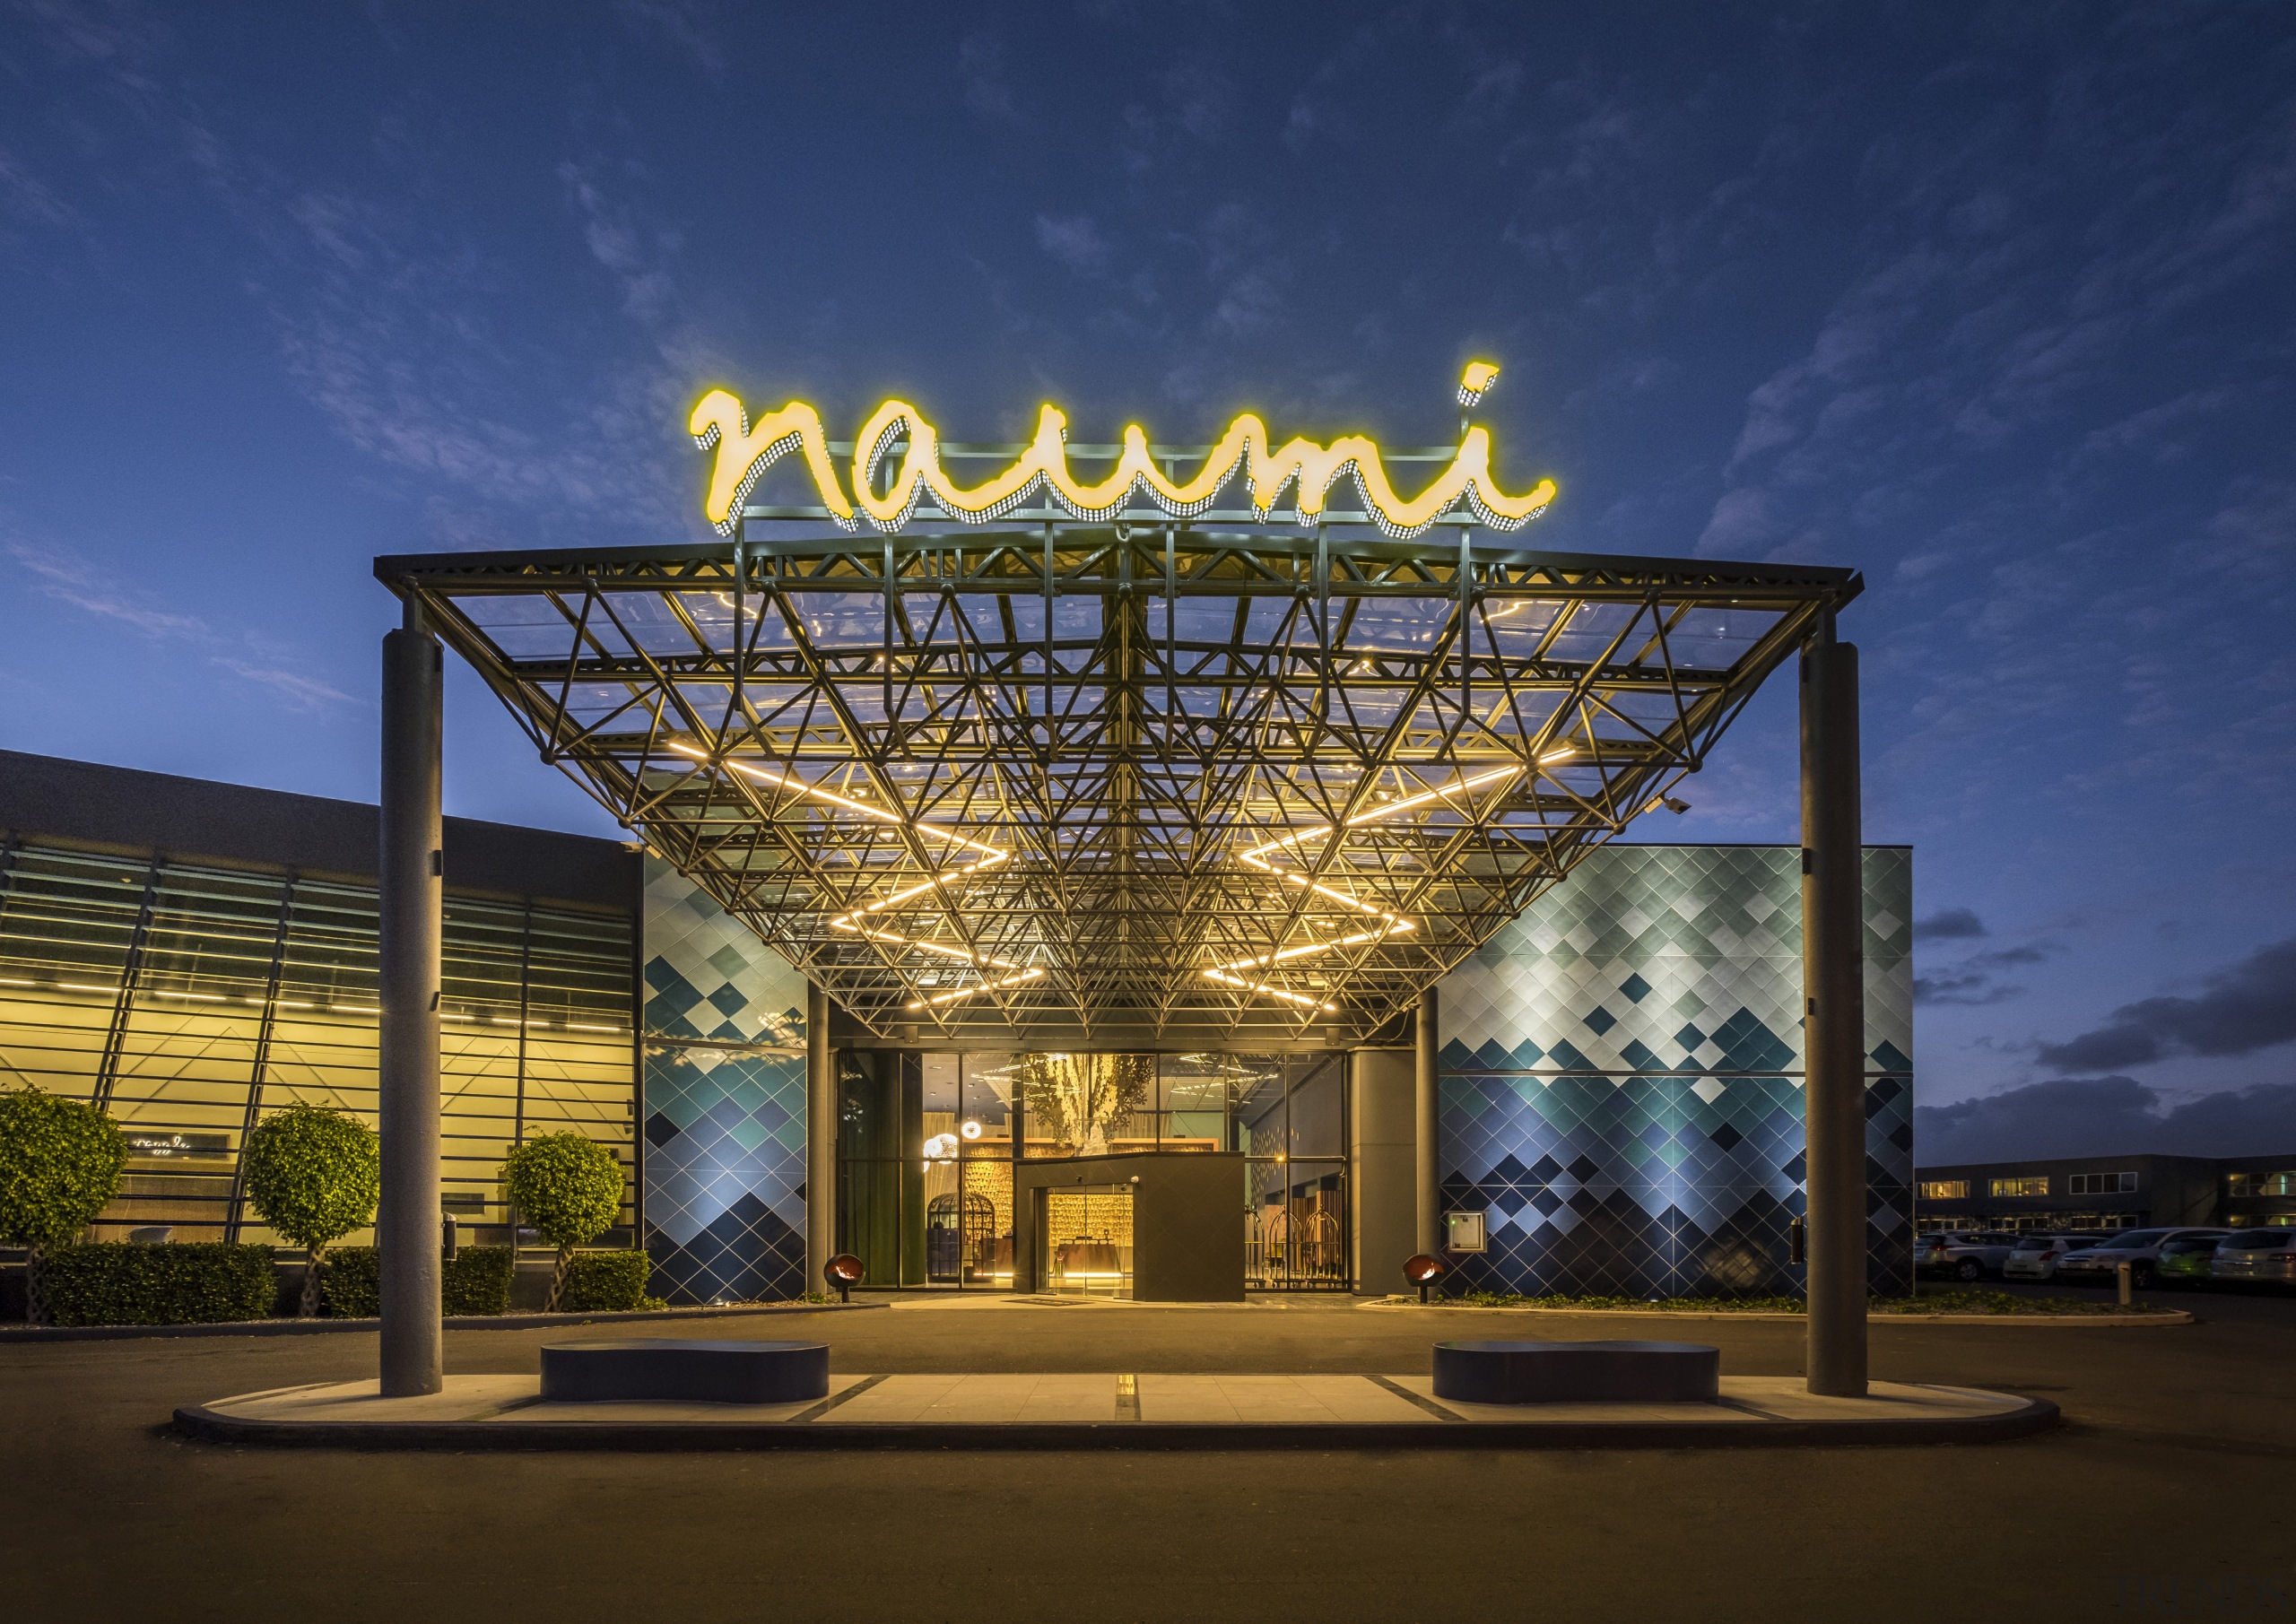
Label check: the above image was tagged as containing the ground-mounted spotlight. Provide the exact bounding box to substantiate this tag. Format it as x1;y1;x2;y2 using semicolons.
1404;1254;1447;1305
824;1253;865;1305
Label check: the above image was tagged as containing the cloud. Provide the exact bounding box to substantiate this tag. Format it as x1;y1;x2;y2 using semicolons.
1916;1077;2296;1164
1914;942;2056;1006
1161;64;1230;143
2036;936;2296;1070
1034;213;1108;275
613;0;726;79
958;35;1017;121
559;161;678;323
210;658;358;710
1912;907;1986;940
3;542;356;710
0;148;78;230
5;543;208;638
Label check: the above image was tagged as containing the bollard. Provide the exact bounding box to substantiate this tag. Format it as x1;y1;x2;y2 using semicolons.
2118;1261;2133;1307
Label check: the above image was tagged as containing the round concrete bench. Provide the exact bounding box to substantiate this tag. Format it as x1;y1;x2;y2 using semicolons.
539;1340;830;1404
1432;1339;1720;1404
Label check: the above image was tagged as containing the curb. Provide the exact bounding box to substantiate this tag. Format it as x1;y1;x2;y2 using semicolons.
170;1393;2060;1453
1356;1302;2191;1327
0;1300;887;1345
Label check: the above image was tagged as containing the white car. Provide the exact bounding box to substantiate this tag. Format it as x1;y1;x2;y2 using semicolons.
2055;1228;2232;1290
1999;1233;2111;1281
2210;1230;2296;1288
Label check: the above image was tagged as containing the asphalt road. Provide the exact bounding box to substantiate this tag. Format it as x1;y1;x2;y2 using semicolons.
3;1290;2291;1624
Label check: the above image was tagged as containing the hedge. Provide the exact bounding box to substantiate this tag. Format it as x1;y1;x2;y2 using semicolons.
321;1246;515;1318
560;1250;657;1313
42;1243;276;1326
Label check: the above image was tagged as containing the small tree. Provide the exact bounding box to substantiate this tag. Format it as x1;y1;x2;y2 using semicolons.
502;1133;626;1310
241;1103;379;1317
0;1087;127;1324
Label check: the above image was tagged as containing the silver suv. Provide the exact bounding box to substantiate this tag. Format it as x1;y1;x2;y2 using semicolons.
2210;1229;2296;1288
1913;1230;2021;1282
2056;1228;2231;1289
2000;1233;2111;1281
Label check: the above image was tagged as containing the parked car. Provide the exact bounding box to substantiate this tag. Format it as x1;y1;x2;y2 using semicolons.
1913;1230;2022;1281
2209;1229;2296;1289
2055;1228;2232;1289
2152;1234;2230;1288
2000;1233;2112;1281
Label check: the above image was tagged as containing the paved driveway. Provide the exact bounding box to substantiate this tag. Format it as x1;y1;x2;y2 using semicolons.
4;1290;2291;1622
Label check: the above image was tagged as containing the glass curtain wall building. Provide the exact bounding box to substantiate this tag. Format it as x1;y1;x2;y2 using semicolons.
0;751;641;1251
836;1051;1350;1292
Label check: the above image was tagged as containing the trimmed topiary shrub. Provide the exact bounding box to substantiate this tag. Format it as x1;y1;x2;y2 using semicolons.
240;1103;379;1317
559;1249;657;1313
43;1242;276;1326
0;1086;128;1324
501;1133;626;1310
321;1246;514;1318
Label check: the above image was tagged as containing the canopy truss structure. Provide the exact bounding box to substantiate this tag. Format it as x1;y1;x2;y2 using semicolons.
378;525;1858;1046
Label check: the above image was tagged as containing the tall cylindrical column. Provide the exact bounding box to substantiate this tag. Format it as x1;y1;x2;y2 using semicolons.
805;983;834;1298
1801;623;1867;1397
1414;987;1439;1258
378;597;443;1397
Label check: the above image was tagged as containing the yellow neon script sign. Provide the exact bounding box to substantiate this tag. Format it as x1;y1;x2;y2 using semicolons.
689;363;1555;539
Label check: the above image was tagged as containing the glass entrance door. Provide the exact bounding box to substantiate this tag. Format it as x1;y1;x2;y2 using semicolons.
1040;1185;1134;1298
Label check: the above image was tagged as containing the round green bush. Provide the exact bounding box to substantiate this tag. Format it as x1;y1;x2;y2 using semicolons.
240;1103;379;1316
502;1132;625;1308
0;1087;126;1247
0;1087;127;1324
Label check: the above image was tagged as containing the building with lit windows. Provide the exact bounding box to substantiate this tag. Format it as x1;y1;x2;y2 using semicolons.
4;747;1915;1305
1913;1154;2296;1233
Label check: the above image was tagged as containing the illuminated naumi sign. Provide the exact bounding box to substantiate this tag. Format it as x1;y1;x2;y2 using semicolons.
688;362;1556;540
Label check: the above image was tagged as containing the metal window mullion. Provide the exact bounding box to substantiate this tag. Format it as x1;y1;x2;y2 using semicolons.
92;854;165;1110
225;874;299;1243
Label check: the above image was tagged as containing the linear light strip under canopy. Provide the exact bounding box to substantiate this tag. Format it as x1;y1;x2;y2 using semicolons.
382;499;1859;1045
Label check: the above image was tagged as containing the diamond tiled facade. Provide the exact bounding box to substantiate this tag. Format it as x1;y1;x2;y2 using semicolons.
641;857;810;1304
1435;845;1913;1299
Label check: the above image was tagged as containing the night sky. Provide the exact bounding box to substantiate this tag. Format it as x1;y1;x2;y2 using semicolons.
3;4;2292;1158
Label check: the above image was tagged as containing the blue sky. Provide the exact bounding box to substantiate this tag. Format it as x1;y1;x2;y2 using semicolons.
3;3;2292;1154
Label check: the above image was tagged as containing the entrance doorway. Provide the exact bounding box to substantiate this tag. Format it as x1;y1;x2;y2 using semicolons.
1039;1185;1135;1298
838;1049;1348;1291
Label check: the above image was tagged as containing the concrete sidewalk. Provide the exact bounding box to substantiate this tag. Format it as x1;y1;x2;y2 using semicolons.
176;1367;2054;1450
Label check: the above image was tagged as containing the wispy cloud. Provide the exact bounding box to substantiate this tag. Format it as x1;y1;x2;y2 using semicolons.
958;34;1018;122
3;541;356;712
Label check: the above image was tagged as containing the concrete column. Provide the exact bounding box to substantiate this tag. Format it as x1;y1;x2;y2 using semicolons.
1801;621;1867;1398
805;983;834;1298
378;597;443;1397
1350;1049;1416;1293
1414;988;1439;1258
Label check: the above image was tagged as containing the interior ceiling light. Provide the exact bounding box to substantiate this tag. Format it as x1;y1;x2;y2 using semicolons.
688;363;1557;541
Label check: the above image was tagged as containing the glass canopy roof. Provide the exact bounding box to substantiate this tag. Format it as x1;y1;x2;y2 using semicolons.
380;525;1857;1046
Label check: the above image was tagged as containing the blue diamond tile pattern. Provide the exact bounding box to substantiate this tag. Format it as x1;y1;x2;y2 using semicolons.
641;857;811;1305
1435;845;1914;1298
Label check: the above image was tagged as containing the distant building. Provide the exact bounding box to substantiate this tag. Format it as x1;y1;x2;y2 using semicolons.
1913;1153;2296;1232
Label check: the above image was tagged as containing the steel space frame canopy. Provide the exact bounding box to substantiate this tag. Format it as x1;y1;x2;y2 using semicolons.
377;526;1857;1046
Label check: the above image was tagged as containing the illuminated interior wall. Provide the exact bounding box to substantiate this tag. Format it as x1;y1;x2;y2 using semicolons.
639;858;809;1304
0;840;638;1248
1435;845;1914;1299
